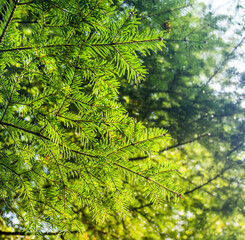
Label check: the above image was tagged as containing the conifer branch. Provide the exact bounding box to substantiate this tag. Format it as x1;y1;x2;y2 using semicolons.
1;125;26;163
0;0;179;233
0;44;75;53
147;180;161;204
0;85;15;122
0;120;98;158
164;39;207;44
40;0;46;36
113;46;140;82
76;163;104;221
67;94;115;109
0;38;163;53
93;38;163;47
41;138;67;232
0;121;49;140
114;163;182;197
113;12;134;42
0;163;37;234
148;169;179;177
19;175;37;234
0;0;19;45
107;133;166;157
184;166;230;195
110;174;125;215
67;0;103;42
129;134;209;161
1;69;26;121
55;44;83;116
0;77;9;98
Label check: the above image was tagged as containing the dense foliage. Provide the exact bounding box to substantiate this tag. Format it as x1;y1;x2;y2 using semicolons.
0;0;183;238
1;0;245;239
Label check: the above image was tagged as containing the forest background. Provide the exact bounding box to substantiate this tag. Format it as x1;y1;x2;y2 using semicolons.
0;0;244;239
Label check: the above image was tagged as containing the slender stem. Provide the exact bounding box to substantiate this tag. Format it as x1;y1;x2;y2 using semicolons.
114;162;181;197
113;12;133;42
0;38;163;53
129;134;209;161
0;120;98;158
184;167;228;195
149;169;179;177
93;38;163;47
0;120;49;140
113;46;140;82
194;36;245;102
107;133;166;157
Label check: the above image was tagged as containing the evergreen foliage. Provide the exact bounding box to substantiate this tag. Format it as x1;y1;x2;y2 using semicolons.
0;0;183;237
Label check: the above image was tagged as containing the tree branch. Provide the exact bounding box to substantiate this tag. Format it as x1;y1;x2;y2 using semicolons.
114;162;182;197
0;120;98;158
129;134;209;161
194;36;245;102
0;231;78;236
184;167;228;195
0;0;19;45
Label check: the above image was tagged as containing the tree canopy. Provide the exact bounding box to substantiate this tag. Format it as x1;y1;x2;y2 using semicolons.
0;0;245;239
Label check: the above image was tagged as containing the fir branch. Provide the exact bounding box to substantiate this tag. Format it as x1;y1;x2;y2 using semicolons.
0;0;19;45
114;163;182;198
0;120;50;140
184;145;242;196
1;68;26;121
55;43;83;116
92;38;163;47
41;138;67;232
184;166;230;195
0;76;9;98
0;0;180;232
129;134;210;161
147;180;160;204
0;121;98;158
148;169;179;177
74;163;105;221
1;125;26;164
0;163;37;234
164;39;207;44
67;0;103;42
110;174;125;215
19;175;37;234
39;0;46;36
0;44;76;53
0;38;163;53
107;133;166;157
113;46;140;83
113;11;134;42
13;20;38;23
